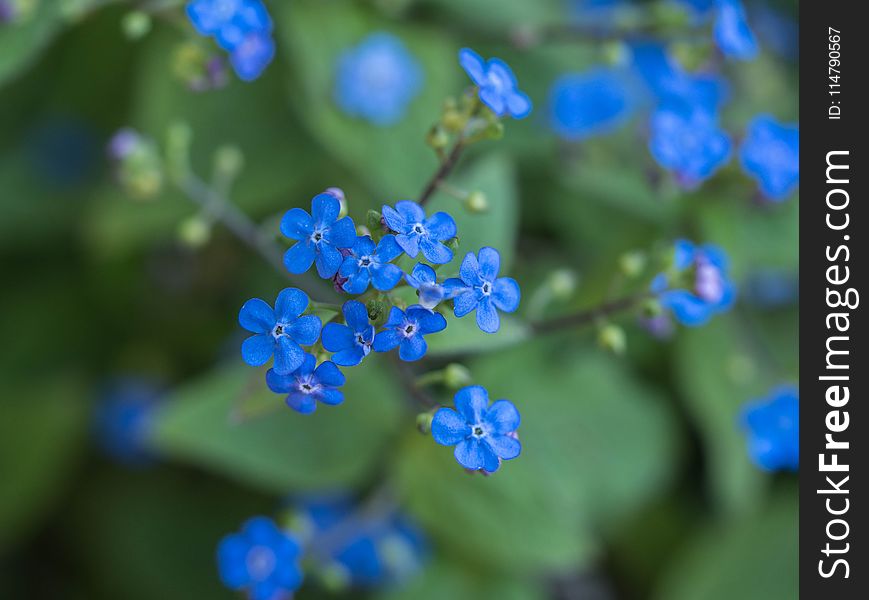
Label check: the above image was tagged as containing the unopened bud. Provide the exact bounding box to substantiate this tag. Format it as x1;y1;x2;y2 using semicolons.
464;190;488;213
214;145;244;179
122;11;151;40
549;269;577;300
426;125;450;150
598;324;627;356
443;363;472;389
619;251;646;278
366;209;384;232
178;215;211;248
445;237;460;252
416;411;434;434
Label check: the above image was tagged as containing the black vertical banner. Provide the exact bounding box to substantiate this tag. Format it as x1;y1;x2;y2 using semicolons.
800;2;867;597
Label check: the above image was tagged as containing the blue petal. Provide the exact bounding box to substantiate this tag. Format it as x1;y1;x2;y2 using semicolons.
280;208;313;240
311;192;340;225
383;306;406;328
273;337;305;374
486;434;520;460
476;296;500;333
394;200;426;224
250;580;280;600
454;385;489;423
242;334;274;367
480;443;502;473
274;288;309;322
425;212;457;241
352;235;376;256
674;239;696;270
484;399;520;435
458;48;486;85
229;33;275;82
332;346;365;367
315;243;343;278
459;251;482;286
399;335;427;361
492;278;520;312
479;86;507;116
431;408;471;446
381;204;407;232
313;361;345;387
395;233;420;257
318;388;344;406
375;234;403;262
288;314;321;345
327;216;358;249
506;90;532;119
275;563;303;590
284;241;316;275
477;247;501;281
339;256;359;278
286;392;317;414
322;322;354;352
661;290;713;326
244;516;281;544
343;269;371;294
454;438;486;470
411;308;447;334
239;298;275;333
266;368;295;394
442;278;469;300
419;237;453;264
452;290;479;318
370;263;404;291
296;353;317;376
373;329;402;352
407;263;437;287
217;534;251;589
343;300;371;332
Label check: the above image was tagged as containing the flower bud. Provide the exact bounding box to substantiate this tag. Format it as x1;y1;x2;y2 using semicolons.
366;209;383;232
464;190;488;213
426;125;450;150
619;251;646;278
598;324;627;356
214;145;244;179
122;10;151;41
548;269;577;301
178;215;211;248
416;411;434;434
443;363;472;390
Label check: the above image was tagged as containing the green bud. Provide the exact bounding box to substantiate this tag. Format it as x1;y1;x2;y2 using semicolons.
641;298;663;318
549;269;577;301
442;109;466;133
443;363;472;389
464;190;488;213
317;562;351;593
416;411;434;434
178;215;211;248
619;251;647;278
445;237;460;252
366;209;384;232
367;297;390;326
426;125;450;150
122;11;151;40
214;145;244;179
355;225;371;238
598;324;627;356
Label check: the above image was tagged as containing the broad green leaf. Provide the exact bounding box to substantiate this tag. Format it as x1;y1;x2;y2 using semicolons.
674;314;778;516
0;2;63;88
274;0;461;197
386;558;544;600
655;490;798;600
394;340;678;574
151;356;405;491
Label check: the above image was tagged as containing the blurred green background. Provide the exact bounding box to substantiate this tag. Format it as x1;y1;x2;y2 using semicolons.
0;0;797;598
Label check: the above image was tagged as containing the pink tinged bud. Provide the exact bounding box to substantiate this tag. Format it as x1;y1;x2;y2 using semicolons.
694;259;725;303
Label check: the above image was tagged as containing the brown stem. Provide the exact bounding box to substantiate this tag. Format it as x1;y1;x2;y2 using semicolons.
418;139;466;207
530;293;648;335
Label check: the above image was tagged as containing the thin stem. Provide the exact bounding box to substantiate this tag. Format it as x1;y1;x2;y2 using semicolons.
391;356;438;408
530;293;648;335
418;138;466;207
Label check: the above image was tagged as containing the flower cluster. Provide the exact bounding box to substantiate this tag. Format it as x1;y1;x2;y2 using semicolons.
651;239;735;326
186;0;275;81
459;48;532;119
740;386;799;471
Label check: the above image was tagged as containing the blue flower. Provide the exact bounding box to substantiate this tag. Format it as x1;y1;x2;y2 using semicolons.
239;288;322;374
322;301;375;367
186;0;275;81
651;239;735;326
217;516;303;600
548;69;637;140
431;385;521;473
93;378;161;466
630;42;728;114
266;354;345;414
649;106;731;187
714;0;759;61
295;496;427;588
739;115;799;200
458;48;532;119
381;200;456;264
373;306;446;362
740;386;799;471
444;247;520;334
334;32;423;126
339;235;404;294
405;263;449;310
282;192;357;278
673;0;715;14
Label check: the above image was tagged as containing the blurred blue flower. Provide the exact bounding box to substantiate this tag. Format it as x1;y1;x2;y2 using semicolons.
752;6;798;60
373;306;446;362
93;378;161;466
651;239;735;326
296;496;427;588
739;115;799;200
459;48;532;119
431;385;521;473
673;0;715;14
239;288;322;374
714;0;759;60
649;106;731;186
322;301;375;367
405;263;448;310
548;69;637;140
630;42;728;114
445;247;520;334
740;386;799;471
339;235;404;294
281;192;357;278
186;0;275;81
381;200;456;264
743;269;799;308
217;516;303;600
333;32;423;126
266;354;345;414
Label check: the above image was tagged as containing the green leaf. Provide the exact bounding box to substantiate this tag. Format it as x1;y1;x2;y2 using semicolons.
0;377;87;550
673;314;776;516
385;558;544;600
424;312;528;357
0;3;63;88
273;0;461;197
151;356;404;491
428;152;520;277
394;340;678;574
655;490;798;600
